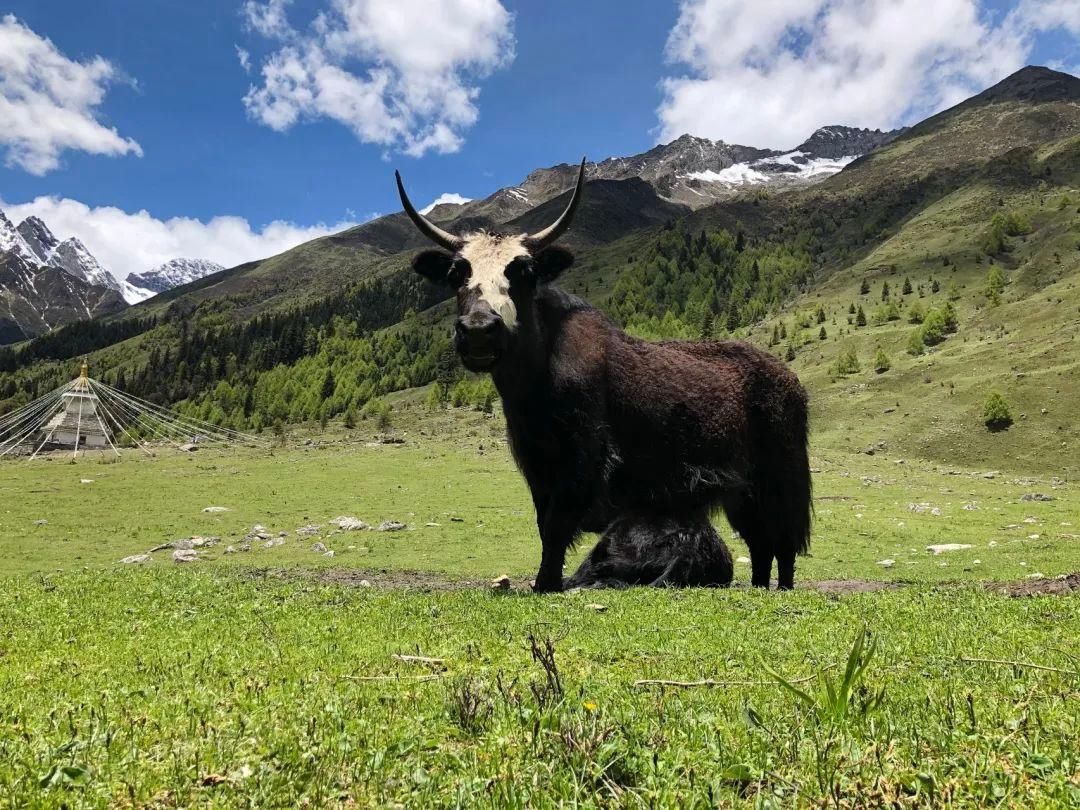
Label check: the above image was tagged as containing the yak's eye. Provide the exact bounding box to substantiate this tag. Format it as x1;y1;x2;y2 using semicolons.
505;256;532;282
449;258;471;287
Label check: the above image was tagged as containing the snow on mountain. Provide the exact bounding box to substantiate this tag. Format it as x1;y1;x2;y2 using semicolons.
688;152;860;188
0;210;42;267
126;258;226;295
16;216;60;264
48;237;121;293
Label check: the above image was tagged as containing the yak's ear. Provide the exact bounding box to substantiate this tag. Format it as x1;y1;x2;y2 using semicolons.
532;245;574;283
412;250;457;286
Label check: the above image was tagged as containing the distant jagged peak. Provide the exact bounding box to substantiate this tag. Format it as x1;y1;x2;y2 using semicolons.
49;237;119;293
16;215;59;263
125;257;226;295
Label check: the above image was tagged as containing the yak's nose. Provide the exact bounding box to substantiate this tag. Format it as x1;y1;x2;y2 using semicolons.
455;310;502;341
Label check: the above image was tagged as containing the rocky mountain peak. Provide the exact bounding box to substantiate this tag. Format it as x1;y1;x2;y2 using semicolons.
49;237;119;293
974;65;1080;105
126;258;226;294
16;216;60;263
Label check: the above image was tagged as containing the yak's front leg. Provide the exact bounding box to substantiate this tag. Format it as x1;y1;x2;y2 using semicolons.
532;487;592;593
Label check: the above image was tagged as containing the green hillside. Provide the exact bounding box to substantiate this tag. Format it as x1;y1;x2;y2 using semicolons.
2;67;1078;473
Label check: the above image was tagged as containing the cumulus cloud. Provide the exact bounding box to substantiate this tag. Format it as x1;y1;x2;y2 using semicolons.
241;0;514;156
0;15;142;175
420;192;472;214
0;195;355;282
657;0;1080;149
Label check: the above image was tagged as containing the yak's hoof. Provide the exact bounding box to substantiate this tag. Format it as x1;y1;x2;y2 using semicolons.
531;578;563;594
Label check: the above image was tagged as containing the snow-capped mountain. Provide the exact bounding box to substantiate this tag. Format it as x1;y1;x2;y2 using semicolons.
422;126;903;224
0;210;41;267
15;216;60;264
0;211;134;342
49;238;118;292
126;258;226;294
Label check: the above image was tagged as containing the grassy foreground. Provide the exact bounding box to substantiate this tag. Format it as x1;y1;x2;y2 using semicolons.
0;569;1077;808
1;413;1078;806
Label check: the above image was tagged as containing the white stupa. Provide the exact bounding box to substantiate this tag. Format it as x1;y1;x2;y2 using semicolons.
38;361;111;452
0;360;266;459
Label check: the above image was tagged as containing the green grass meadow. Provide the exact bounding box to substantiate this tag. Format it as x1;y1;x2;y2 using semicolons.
1;410;1078;807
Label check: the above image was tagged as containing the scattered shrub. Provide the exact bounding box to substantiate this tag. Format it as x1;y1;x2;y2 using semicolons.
983;392;1013;431
831;346;860;376
873;347;891;373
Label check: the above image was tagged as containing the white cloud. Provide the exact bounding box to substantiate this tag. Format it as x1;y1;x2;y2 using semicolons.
0;15;142;175
0;195;355;282
658;0;1080;149
242;0;294;40
420;192;472;214
242;0;514;156
236;45;252;74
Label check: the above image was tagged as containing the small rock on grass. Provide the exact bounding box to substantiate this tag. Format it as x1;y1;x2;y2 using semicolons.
736;556;750;564
311;542;328;554
927;544;973;554
331;516;369;531
121;553;151;565
490;575;512;591
585;603;607;612
295;525;322;537
1021;493;1054;502
202;506;230;513
877;559;895;567
172;549;199;563
32;519;48;526
377;520;406;532
358;579;372;587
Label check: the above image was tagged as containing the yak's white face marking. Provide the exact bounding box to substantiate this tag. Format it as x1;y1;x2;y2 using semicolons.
459;233;527;330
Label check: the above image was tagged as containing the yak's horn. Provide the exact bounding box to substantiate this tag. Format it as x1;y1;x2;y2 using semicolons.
524;157;586;250
395;170;463;252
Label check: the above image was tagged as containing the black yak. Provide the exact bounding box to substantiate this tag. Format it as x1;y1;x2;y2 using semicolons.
396;160;812;592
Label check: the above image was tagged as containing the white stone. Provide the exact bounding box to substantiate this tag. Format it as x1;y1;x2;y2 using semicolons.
877;559;895;567
172;549;199;563
736;556;751;564
121;553;151;564
926;544;973;554
202;506;230;513
331;516;369;531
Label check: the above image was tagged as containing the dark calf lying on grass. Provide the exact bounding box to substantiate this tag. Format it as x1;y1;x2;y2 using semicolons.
566;512;734;589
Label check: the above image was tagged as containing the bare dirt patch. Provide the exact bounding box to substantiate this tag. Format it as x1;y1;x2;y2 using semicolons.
986;572;1080;597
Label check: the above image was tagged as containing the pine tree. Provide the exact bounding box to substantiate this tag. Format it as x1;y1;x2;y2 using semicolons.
701;311;714;340
986;266;1005;306
785;343;796;362
881;281;890;301
931;278;940;293
343;407;357;429
815;305;826;324
848;302;856;314
779;322;787;340
860;278;870;295
902;277;912;295
907;328;926;356
983;392;1013;431
856;305;867;327
818;326;827;341
320;369;336;401
873;347;891;373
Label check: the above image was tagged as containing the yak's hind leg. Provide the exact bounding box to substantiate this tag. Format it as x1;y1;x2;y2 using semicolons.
724;462;811;591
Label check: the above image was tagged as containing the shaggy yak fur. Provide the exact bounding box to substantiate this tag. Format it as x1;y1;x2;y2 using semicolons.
399;167;811;593
565;510;734;589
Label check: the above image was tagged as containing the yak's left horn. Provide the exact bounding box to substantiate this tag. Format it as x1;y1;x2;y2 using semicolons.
524;157;586;250
395;170;464;252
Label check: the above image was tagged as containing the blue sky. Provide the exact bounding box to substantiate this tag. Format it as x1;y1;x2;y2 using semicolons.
0;0;1077;280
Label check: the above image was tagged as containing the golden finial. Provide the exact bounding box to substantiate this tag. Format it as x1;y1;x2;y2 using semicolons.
80;360;88;380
